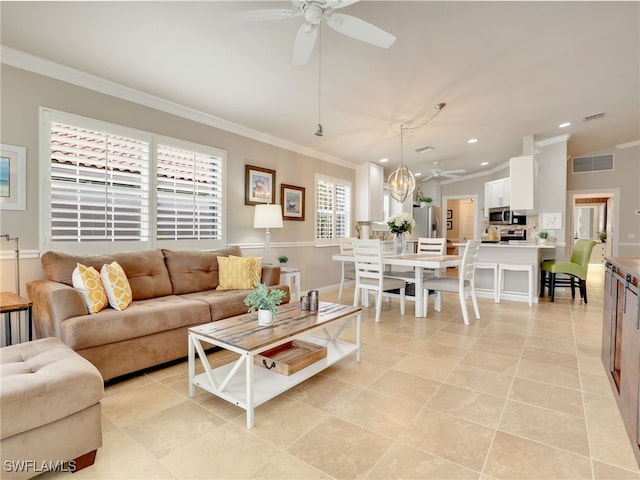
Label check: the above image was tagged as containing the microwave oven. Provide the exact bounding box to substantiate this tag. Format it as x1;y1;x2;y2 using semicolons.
488;207;527;225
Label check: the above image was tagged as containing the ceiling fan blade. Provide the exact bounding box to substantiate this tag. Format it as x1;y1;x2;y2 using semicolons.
421;174;436;182
325;0;360;9
222;8;299;23
293;23;318;65
442;169;466;175
440;173;461;179
326;13;396;48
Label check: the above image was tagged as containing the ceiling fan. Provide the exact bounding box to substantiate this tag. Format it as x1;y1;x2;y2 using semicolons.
421;161;467;181
224;0;396;65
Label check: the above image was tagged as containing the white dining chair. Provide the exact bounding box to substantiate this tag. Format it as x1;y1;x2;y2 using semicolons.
422;240;481;325
352;239;406;323
385;237;447;282
338;237;357;300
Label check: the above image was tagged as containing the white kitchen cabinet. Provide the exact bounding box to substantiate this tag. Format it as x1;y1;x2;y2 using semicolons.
355;162;384;222
484;177;510;213
510;155;536;211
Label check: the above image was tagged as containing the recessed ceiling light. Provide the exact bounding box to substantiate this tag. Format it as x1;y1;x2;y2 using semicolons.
559;122;571;128
467;138;479;144
415;145;434;153
481;161;489;166
414;172;422;177
379;158;388;163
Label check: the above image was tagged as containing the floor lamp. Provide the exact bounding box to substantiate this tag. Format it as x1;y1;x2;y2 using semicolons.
1;235;20;295
253;204;283;265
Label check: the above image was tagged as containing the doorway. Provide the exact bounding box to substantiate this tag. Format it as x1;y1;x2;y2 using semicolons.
442;195;479;251
567;188;619;259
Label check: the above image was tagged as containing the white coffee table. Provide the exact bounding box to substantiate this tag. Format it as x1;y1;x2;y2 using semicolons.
188;301;361;428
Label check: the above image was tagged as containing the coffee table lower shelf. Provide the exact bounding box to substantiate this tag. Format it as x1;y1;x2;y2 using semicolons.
192;334;356;405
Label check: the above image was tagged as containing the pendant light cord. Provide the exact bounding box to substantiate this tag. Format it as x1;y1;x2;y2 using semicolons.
318;26;322;126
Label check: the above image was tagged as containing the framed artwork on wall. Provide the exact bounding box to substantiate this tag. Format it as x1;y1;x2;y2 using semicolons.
447;209;453;219
0;144;26;211
281;184;305;221
245;165;276;205
447;220;453;230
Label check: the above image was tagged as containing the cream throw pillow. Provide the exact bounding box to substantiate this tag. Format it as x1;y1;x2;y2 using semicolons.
217;256;255;290
72;263;108;314
101;261;133;311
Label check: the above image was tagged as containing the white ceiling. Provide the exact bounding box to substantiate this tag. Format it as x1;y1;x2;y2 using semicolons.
2;1;639;179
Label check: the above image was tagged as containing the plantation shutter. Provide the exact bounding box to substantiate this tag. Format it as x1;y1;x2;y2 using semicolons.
315;174;351;245
49;121;150;243
156;143;224;240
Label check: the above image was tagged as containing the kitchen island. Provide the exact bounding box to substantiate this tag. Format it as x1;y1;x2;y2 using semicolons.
456;242;557;304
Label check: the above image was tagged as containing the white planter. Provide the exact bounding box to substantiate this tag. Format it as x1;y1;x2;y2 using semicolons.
538;238;547;245
258;309;274;326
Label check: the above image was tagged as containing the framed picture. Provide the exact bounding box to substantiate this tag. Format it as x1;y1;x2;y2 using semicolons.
0;144;26;211
281;184;305;221
447;220;453;230
245;165;276;205
446;209;453;219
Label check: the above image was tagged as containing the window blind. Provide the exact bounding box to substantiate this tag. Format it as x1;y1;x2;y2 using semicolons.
315;174;351;244
156;144;223;240
49;122;150;242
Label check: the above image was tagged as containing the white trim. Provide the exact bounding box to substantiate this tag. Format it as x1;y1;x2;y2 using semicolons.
0;249;40;260
615;140;640;150
231;241;317;249
3;47;353;169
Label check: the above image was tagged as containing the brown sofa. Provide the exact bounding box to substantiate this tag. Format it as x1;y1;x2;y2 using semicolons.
26;246;289;381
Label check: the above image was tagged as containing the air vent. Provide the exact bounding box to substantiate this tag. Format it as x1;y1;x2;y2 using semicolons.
572;154;614;173
415;145;434;153
583;112;606;122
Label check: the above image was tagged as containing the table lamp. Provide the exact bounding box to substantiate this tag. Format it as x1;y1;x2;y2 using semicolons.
253;204;283;264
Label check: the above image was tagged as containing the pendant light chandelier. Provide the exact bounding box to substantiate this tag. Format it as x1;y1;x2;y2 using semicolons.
387;103;447;203
387;124;414;202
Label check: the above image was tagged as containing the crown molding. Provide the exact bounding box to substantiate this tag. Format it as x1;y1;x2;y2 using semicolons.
616;140;640;150
1;46;355;169
535;134;571;148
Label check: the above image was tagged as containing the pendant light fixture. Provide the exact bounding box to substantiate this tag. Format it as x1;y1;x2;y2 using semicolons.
387;124;414;202
314;25;323;137
387;102;447;202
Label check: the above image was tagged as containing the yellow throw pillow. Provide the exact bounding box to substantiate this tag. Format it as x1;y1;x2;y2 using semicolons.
230;255;263;286
217;256;254;290
100;261;133;311
72;263;108;314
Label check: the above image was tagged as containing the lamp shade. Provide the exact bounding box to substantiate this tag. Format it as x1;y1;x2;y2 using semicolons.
253;204;283;229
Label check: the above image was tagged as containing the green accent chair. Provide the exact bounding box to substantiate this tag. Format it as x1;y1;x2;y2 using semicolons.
540;239;596;303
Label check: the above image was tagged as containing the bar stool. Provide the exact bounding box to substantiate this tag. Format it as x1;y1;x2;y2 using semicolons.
475;262;499;303
498;263;534;306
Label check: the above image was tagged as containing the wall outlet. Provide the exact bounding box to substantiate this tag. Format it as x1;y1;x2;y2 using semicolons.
542;212;563;230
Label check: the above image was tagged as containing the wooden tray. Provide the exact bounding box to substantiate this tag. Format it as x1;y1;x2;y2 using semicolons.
254;340;327;376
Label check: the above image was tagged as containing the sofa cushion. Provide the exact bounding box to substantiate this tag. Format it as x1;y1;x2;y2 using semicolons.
217;256;255;290
59;295;211;350
0;337;103;439
100;261;133;311
72;264;108;314
232;255;263;286
182;289;255;322
162;246;242;295
41;250;172;300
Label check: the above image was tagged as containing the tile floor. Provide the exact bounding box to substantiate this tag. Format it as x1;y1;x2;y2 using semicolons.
40;265;640;479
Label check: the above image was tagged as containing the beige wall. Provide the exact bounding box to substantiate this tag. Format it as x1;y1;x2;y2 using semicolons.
567;144;640;258
0;65;355;294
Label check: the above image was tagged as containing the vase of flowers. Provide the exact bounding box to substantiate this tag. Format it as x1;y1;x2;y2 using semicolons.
387;212;415;255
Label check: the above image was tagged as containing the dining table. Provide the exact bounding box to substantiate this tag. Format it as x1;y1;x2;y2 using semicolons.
332;252;462;317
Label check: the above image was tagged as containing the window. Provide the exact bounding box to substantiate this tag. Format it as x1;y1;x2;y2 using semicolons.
41;109;226;253
156;140;224;241
315;173;351;245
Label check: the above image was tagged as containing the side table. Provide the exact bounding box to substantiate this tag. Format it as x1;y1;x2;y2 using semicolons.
280;267;301;302
0;292;32;346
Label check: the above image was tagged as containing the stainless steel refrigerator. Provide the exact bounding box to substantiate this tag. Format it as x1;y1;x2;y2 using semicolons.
411;205;441;239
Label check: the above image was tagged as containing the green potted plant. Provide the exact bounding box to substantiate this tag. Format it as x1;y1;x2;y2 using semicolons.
537;231;549;244
276;255;289;266
418;196;433;207
599;231;607;243
244;283;287;326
